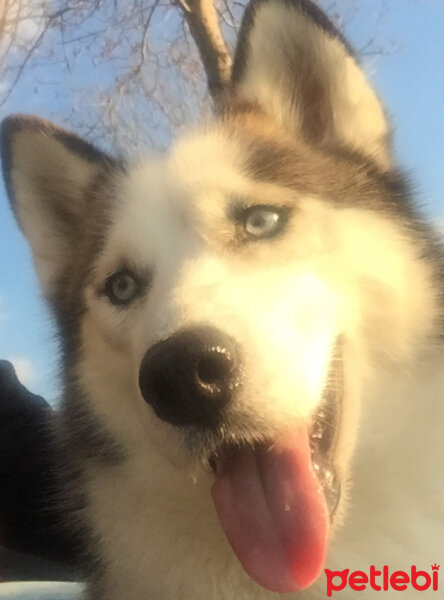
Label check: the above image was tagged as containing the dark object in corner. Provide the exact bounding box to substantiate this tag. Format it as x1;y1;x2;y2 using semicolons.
0;360;78;575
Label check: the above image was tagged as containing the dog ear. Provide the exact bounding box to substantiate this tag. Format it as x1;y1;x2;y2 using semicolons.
1;115;119;294
231;0;391;169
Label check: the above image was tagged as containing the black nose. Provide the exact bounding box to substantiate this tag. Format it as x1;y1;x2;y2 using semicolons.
139;326;240;428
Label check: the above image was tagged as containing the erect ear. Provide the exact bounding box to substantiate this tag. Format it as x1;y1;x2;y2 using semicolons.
231;0;391;169
1;115;120;295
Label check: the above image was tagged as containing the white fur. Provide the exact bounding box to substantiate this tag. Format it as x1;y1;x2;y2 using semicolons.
73;126;443;599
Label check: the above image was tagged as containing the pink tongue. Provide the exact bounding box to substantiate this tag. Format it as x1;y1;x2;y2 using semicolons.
211;429;329;593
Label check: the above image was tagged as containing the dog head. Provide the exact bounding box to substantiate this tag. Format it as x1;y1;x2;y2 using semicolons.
2;0;440;593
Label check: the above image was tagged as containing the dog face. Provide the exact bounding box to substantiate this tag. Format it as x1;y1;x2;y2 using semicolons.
2;0;440;593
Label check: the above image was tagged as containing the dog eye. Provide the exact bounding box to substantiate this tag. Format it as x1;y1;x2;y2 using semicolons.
105;271;140;305
244;206;288;239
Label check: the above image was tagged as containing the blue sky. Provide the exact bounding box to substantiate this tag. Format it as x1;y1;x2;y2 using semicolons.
1;0;443;404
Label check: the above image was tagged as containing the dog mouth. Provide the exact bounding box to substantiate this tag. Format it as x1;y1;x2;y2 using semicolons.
208;347;343;594
308;350;342;518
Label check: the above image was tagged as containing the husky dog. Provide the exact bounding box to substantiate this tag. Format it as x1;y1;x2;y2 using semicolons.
1;0;443;598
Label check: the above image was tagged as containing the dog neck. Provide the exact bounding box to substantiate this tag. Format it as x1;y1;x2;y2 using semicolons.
329;346;444;576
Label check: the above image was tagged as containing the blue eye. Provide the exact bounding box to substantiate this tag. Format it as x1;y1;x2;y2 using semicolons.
243;206;289;239
105;271;139;305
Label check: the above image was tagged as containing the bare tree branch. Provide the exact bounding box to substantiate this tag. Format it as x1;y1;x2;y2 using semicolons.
177;0;232;100
0;22;46;108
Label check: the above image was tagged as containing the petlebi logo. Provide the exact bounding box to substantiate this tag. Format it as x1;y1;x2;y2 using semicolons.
325;564;439;597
